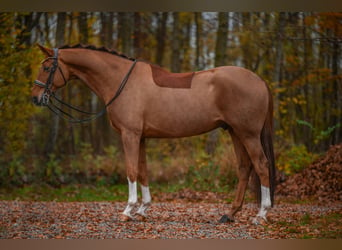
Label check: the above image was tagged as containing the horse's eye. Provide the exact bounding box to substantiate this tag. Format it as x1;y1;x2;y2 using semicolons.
43;66;50;72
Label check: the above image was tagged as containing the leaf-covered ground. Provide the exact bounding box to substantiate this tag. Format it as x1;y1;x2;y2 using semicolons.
1;145;341;239
277;144;342;203
0;200;341;239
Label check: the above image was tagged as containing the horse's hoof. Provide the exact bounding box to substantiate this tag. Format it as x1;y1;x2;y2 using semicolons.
136;213;148;222
252;216;268;225
120;214;134;222
219;214;234;223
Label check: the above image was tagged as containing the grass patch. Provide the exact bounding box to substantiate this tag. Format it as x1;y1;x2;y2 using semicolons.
0;184;128;202
0;183;195;202
268;212;342;239
300;212;312;225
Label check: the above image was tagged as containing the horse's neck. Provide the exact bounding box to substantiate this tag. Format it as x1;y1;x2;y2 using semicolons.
61;49;132;104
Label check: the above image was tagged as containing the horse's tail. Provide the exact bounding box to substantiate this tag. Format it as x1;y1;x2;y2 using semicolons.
251;84;276;207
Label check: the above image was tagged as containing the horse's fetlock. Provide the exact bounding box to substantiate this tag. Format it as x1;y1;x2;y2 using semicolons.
128;201;137;206
252;216;268;225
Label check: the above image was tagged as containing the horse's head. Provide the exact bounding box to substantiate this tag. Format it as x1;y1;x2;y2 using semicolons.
32;44;69;106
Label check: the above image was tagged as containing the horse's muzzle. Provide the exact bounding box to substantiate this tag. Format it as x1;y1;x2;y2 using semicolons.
32;94;49;106
32;96;41;106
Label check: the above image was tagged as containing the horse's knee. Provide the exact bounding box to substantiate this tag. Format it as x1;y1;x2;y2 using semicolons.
137;174;148;187
127;169;138;183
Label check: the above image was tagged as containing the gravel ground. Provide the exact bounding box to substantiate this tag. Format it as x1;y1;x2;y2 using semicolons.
1;201;341;239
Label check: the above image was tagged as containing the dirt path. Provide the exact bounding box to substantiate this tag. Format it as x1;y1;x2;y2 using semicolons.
1;201;341;239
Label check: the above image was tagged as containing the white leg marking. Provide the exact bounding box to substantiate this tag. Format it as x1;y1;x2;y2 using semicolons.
253;185;271;224
137;185;151;217
122;178;137;218
141;185;151;204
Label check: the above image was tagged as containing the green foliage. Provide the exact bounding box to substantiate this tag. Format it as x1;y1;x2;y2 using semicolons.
184;144;237;192
297;120;341;145
68;143;124;185
145;133;237;192
0;143;125;187
277;144;318;175
44;154;63;186
186;154;221;191
7;157;26;186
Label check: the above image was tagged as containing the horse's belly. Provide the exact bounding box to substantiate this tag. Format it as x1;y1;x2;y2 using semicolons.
142;106;222;138
143;122;219;138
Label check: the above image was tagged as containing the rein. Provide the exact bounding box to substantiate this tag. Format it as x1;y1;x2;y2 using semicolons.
35;48;137;124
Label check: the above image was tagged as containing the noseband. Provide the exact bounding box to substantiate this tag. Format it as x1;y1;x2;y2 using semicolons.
34;48;67;105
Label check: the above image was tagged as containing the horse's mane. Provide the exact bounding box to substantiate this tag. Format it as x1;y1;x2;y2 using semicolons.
59;44;136;61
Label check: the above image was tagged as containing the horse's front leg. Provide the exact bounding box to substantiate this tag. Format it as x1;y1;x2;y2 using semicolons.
121;130;141;221
136;138;151;219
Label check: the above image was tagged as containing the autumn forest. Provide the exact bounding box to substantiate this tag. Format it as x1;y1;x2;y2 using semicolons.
0;12;341;187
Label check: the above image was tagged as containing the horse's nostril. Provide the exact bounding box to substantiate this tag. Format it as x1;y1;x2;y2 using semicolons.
32;96;39;105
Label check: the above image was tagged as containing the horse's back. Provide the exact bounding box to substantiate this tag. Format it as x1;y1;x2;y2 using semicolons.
192;66;268;108
196;66;265;88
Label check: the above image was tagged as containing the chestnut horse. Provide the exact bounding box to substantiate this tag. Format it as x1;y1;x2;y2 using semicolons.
31;44;275;224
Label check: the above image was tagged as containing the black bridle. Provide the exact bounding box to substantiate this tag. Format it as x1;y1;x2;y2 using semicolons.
34;48;67;105
34;48;137;124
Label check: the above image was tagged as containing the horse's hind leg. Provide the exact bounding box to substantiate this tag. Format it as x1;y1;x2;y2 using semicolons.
136;138;152;218
240;135;272;224
219;131;252;223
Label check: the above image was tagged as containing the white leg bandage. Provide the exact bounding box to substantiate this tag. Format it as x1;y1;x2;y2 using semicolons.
137;185;151;217
122;178;137;218
253;185;271;224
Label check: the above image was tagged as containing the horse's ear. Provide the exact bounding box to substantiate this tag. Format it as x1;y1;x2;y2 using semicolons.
37;43;53;57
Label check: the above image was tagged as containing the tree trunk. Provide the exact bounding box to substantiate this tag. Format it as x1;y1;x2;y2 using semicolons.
214;12;228;67
17;12;43;47
205;12;229;155
43;13;66;156
182;14;193;72
100;12;114;48
133;12;143;58
331;27;341;146
302;12;314;150
155;12;168;66
273;12;286;132
96;12;115;153
133;12;151;60
77;12;93;149
171;12;181;72
118;12;133;55
194;12;204;70
56;13;66;46
78;12;88;44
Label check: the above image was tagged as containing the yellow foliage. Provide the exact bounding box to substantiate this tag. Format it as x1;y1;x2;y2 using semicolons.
0;13;39;159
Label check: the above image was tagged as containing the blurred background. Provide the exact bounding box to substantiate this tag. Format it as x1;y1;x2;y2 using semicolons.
0;12;341;192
